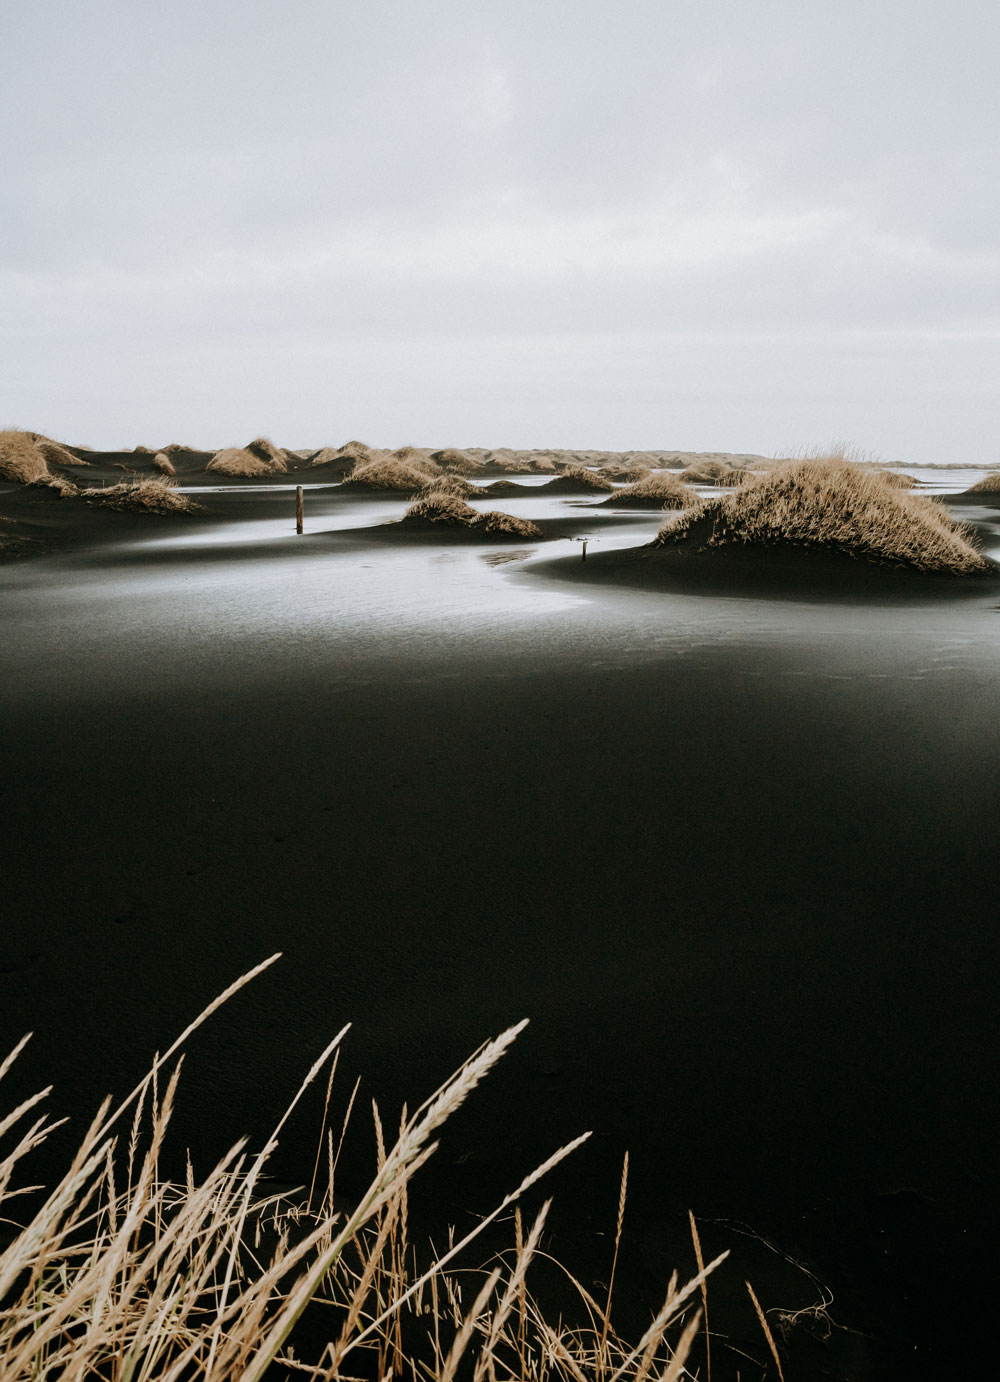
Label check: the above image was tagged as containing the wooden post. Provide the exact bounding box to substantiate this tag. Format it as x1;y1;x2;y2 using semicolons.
581;539;588;561
296;485;304;534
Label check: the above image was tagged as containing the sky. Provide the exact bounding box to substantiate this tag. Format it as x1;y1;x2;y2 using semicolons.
2;0;998;460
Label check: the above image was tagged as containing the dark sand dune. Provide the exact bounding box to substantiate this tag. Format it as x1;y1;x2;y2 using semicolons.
536;535;1000;604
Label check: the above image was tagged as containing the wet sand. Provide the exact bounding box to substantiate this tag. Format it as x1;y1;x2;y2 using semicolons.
2;473;1000;1379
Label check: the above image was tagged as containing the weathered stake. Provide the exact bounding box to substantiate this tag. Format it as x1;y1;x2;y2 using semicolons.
296;485;304;534
581;539;588;561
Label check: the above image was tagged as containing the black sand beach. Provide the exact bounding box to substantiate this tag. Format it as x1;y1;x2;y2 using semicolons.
3;468;1000;1378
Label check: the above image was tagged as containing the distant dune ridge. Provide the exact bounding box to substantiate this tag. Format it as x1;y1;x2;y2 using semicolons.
655;456;990;574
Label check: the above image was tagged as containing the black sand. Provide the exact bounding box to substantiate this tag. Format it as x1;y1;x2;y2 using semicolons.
2;476;1000;1379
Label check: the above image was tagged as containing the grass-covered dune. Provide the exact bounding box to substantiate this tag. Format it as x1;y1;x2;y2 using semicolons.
654;457;990;573
339;456;441;494
964;470;1000;494
538;457;996;599
397;493;542;538
537;467;615;495
207;438;289;477
81;475;202;514
600;472;692;509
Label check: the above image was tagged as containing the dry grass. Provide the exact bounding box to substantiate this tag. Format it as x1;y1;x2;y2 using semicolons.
402;494;542;537
404;494;480;525
153;451;177;476
0;430;50;484
430;448;482;474
597;461;652;483
965;471;1000;493
207;449;277;478
603;472;692;509
655;456;991;574
81;476;201;514
545;468;614;493
475;509;542;537
0;962;729;1381
490;452;559;474
337;439;377;463
33;436;90;469
245;437;289;472
416;474;481;500
680;458;750;485
346;457;440;493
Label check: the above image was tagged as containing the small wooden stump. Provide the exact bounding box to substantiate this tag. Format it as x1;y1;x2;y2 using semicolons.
296;485;304;534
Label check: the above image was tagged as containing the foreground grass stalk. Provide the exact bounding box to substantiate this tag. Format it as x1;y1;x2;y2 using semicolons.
0;963;736;1380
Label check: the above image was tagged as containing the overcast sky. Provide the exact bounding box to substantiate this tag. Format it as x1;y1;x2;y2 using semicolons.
2;0;997;459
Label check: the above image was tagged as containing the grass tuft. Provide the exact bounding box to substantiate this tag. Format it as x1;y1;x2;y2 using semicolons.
346;456;440;493
0;968;726;1381
82;476;201;514
207;448;278;478
402;494;542;537
603;472;692;509
153;451;177;475
0;430;50;484
430;448;483;474
244;437;289;471
544;467;615;493
415;474;481;500
964;470;1000;494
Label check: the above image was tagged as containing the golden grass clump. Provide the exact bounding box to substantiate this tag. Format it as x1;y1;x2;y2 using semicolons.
133;444;154;454
475;509;542;537
655;456;991;574
415;473;481;500
430;447;482;474
402;494;542;537
404;494;480;524
680;458;749;484
245;436;289;471
154;451;177;475
603;471;692;509
337;439;376;462
346;456;440;493
598;461;653;482
207;448;277;477
393;444;433;465
0;430;50;484
964;471;1000;493
545;467;615;492
0;959;731;1382
82;476;201;514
